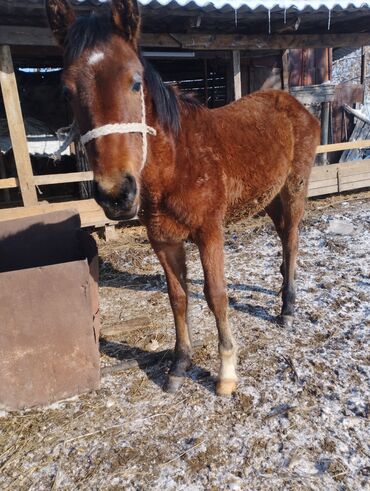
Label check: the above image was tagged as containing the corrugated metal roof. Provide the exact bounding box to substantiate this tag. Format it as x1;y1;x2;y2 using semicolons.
141;1;370;8
1;0;369;32
75;0;370;10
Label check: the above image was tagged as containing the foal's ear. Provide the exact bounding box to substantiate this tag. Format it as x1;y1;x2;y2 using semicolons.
111;0;141;49
46;0;76;46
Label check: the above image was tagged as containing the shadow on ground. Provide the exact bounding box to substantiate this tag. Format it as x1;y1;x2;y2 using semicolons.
100;339;217;394
100;262;279;324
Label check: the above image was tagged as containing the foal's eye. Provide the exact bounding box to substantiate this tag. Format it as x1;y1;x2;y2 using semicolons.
132;81;141;92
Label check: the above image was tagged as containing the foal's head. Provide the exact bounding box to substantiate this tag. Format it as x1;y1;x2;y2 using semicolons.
47;0;146;220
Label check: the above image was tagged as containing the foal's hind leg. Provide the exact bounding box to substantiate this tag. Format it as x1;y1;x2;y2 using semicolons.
196;226;237;396
278;178;308;327
265;195;285;278
151;240;192;392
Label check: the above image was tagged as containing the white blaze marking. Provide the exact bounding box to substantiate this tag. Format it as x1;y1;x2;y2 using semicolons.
88;51;105;65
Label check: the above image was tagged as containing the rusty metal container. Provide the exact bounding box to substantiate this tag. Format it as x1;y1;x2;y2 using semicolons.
0;210;100;410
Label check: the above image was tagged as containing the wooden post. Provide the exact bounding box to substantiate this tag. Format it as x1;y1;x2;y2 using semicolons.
232;50;242;100
226;60;234;103
104;224;118;242
361;46;369;102
281;49;290;91
319;101;330;165
0;45;37;206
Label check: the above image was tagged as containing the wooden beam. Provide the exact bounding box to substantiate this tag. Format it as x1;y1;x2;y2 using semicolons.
1;26;370;50
104;224;118;242
0;172;93;190
319;101;331;164
316;139;370;154
361;46;369;102
308;159;370;197
157;32;370;50
0;198;118;228
34;171;93;186
289;84;335;104
281;49;289;91
0;45;37;206
232;50;241;100
343;103;370;125
0;177;17;189
0;26;59;48
0;151;10;202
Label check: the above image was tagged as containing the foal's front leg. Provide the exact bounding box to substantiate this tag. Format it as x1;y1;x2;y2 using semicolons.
196;227;238;396
151;240;192;392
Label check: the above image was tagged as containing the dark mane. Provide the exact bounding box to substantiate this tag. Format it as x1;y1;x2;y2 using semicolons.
141;58;180;134
65;12;202;135
65;13;114;65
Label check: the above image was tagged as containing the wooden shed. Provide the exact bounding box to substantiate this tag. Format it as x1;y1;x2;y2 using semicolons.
1;0;370;228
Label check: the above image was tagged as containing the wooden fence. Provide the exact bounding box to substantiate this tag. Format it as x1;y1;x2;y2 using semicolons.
310;141;370;197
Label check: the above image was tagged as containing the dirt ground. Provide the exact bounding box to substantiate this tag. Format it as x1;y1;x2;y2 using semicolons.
1;191;369;490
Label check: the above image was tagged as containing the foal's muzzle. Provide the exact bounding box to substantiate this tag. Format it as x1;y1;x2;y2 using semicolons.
93;174;138;220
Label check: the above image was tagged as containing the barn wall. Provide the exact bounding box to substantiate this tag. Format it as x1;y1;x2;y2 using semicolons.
289;48;332;86
240;54;282;96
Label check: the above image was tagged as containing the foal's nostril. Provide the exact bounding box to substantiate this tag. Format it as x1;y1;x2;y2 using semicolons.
121;174;137;203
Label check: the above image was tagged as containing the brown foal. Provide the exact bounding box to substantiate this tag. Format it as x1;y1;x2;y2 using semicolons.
47;0;320;396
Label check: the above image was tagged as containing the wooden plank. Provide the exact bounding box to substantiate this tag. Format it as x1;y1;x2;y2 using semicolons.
316;140;370;154
290;84;335;104
0;177;17;189
0;152;10;202
308;178;338;190
307;160;370;196
80;212;118;228
339;179;370;192
1;26;370;50
0;199;117;229
338;160;370;176
340;104;370;162
343;103;370;126
338;160;370;192
0;172;93;189
0;45;37;206
340;172;370;184
319;101;331;164
34;171;93;186
307;185;338;197
0;198;98;220
170;32;370;50
360;46;369;88
232;50;241;100
104;224;118;242
310;164;338;180
0;26;58;48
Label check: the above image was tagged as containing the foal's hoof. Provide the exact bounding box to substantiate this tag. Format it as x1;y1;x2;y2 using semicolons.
278;315;294;328
165;375;184;393
216;379;237;397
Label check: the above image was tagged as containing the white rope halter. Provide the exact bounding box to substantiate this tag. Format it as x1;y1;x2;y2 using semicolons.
80;86;156;169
